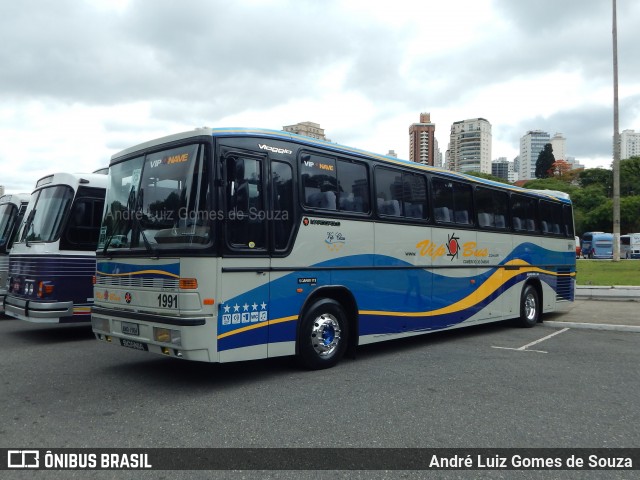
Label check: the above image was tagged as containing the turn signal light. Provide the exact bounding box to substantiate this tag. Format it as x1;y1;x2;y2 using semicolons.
179;278;198;289
37;281;54;298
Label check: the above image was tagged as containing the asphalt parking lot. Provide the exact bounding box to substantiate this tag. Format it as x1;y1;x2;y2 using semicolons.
1;304;639;479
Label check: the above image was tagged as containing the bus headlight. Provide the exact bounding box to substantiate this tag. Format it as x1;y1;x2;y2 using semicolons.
154;327;182;346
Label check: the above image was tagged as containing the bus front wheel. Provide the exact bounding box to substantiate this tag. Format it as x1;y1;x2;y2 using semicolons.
516;284;540;328
297;299;348;370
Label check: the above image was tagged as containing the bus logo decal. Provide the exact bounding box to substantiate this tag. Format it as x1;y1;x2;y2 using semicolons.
325;232;346;252
446;232;461;261
258;144;292;155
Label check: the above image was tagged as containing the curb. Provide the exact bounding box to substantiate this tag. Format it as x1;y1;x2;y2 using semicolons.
544;321;640;333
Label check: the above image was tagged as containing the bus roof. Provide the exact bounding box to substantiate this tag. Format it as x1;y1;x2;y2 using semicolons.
32;172;109;191
111;127;571;204
0;193;30;206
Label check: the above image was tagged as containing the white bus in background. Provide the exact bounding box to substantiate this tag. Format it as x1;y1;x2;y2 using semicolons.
4;172;107;323
0;193;30;312
620;233;640;259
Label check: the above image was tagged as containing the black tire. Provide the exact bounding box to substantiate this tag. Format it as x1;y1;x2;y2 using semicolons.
515;284;540;328
297;299;348;370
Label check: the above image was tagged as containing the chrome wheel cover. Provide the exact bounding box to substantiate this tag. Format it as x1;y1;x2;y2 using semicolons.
310;313;341;357
524;292;537;321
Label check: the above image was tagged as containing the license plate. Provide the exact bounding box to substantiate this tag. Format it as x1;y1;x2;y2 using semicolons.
120;338;148;351
121;322;139;336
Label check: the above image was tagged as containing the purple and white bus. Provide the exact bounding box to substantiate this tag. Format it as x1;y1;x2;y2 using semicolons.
4;172;107;323
0;193;30;313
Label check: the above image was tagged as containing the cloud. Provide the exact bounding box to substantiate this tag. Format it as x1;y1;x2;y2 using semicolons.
2;0;640;192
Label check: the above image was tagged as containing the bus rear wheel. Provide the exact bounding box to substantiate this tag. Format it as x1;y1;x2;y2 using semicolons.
516;284;540;328
297;299;348;370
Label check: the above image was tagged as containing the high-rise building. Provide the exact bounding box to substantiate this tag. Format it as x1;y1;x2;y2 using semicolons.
550;132;566;161
566;156;584;171
620;129;640;160
519;130;550;180
0;185;4;197
447;118;492;174
491;157;517;182
409;113;436;165
434;139;443;168
282;121;330;141
386;150;398;158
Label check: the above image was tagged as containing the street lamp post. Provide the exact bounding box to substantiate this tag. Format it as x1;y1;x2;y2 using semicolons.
612;0;621;261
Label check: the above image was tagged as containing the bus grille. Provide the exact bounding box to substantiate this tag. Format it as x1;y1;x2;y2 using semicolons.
556;268;573;301
95;276;179;289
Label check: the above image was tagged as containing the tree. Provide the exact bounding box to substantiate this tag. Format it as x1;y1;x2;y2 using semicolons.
466;171;510;184
550;159;572;178
578;168;612;196
535;143;555;179
522;177;577;197
620;156;640;196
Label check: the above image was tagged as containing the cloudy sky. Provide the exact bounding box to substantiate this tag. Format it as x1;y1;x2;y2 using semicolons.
1;0;639;194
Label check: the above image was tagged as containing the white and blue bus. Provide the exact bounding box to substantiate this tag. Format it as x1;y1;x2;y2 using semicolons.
92;128;576;369
0;193;30;313
620;233;640;259
4;172;107;323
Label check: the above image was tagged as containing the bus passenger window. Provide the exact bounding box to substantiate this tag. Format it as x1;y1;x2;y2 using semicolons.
375;168;428;220
302;155;337;211
432;177;471;225
511;194;537;232
375;168;402;217
337;160;369;213
475;187;508;229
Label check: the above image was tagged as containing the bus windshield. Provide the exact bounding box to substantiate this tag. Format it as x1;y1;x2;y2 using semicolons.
22;186;74;243
0;202;18;252
100;143;211;252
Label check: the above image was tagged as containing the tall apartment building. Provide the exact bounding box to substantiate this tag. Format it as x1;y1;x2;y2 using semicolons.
409;113;436;165
519;130;550;180
282;121;330;141
434;141;443;168
491;157;517;182
620;129;640;160
550;132;566;160
447;118;492;174
0;185;5;197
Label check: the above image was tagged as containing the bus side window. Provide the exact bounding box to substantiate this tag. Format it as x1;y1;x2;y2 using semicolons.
301;154;337;211
511;194;537;233
65;197;104;249
272;161;294;251
563;205;574;237
337;159;369;213
375;167;402;217
432;177;471;225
